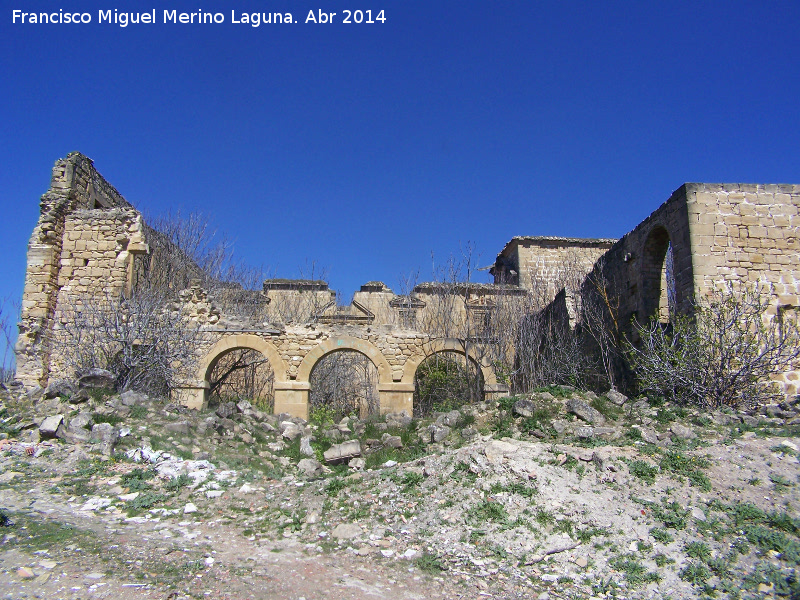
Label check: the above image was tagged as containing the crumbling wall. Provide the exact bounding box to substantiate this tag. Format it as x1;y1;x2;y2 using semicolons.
16;153;146;387
547;183;800;397
492;236;615;306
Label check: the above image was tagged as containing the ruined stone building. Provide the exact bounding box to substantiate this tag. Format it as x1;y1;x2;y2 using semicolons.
15;152;800;416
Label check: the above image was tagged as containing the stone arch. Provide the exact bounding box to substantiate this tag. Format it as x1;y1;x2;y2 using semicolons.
295;336;393;385
197;334;288;384
400;338;497;387
640;225;674;323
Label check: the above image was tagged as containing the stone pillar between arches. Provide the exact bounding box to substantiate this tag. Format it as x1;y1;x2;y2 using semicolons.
378;382;415;415
274;381;310;420
484;383;510;401
173;379;209;411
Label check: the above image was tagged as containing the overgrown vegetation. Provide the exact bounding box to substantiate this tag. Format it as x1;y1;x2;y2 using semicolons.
628;282;800;408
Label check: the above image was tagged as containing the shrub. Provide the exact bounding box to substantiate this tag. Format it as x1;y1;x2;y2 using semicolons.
627;282;800;408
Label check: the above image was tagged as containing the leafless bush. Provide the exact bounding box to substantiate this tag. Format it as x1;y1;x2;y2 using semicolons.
627;281;800;408
514;300;589;391
499;250;612;393
413;351;482;417
579;260;626;391
53;284;201;394
140;210;271;325
415;243;486;403
265;261;333;325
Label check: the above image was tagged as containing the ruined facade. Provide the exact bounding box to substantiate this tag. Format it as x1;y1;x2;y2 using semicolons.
16;153;520;417
491;236;616;302
16;153;800;413
538;183;800;395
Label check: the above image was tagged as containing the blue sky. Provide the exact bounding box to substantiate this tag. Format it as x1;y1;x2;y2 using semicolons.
2;1;799;340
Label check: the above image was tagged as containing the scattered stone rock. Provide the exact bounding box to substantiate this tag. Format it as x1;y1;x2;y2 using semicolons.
670;423;696;439
300;435;315;456
462;427;479;441
43;379;74;400
605;389;629;406
382;434;403;449
332;523;362;540
165;421;191;435
422;424;451;444
385;412;413;428
593;426;618;439
437;410;462;427
298;458;324;477
77;368;115;390
565;398;606;426
26;385;43;401
712;412;741;426
17;566;36;579
512;399;536;417
280;421;302;440
484;440;518;462
323;440;361;463
640;427;658;444
120;390;148;406
90;423;119;455
741;415;761;427
216;402;237;419
38;414;64;439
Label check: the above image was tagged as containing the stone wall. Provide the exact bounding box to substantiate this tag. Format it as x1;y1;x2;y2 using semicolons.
546;183;800;397
16;153;146;387
18;153;799;407
491;236;616;306
17;154;510;416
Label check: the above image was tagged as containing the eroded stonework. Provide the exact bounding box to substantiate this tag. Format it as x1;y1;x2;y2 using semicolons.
16;153;800;414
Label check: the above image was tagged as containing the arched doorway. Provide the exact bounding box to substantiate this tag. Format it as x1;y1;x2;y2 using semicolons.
308;350;380;421
641;226;676;323
195;335;287;412
412;350;485;417
207;347;274;411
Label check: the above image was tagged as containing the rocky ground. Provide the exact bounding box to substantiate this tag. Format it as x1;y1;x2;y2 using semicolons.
0;377;799;600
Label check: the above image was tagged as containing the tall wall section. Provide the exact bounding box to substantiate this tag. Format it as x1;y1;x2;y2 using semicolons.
586;184;800;331
16;153;148;388
685;184;800;303
582;185;696;327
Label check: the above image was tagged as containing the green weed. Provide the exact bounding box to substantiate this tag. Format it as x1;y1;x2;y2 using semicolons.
628;459;659;485
468;500;508;524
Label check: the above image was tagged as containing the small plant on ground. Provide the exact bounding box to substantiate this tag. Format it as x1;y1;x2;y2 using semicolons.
415;551;446;573
650;527;674;544
680;561;711;585
627;459;658;485
684;541;712;562
120;467;156;491
468;500;508;525
609;554;661;587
